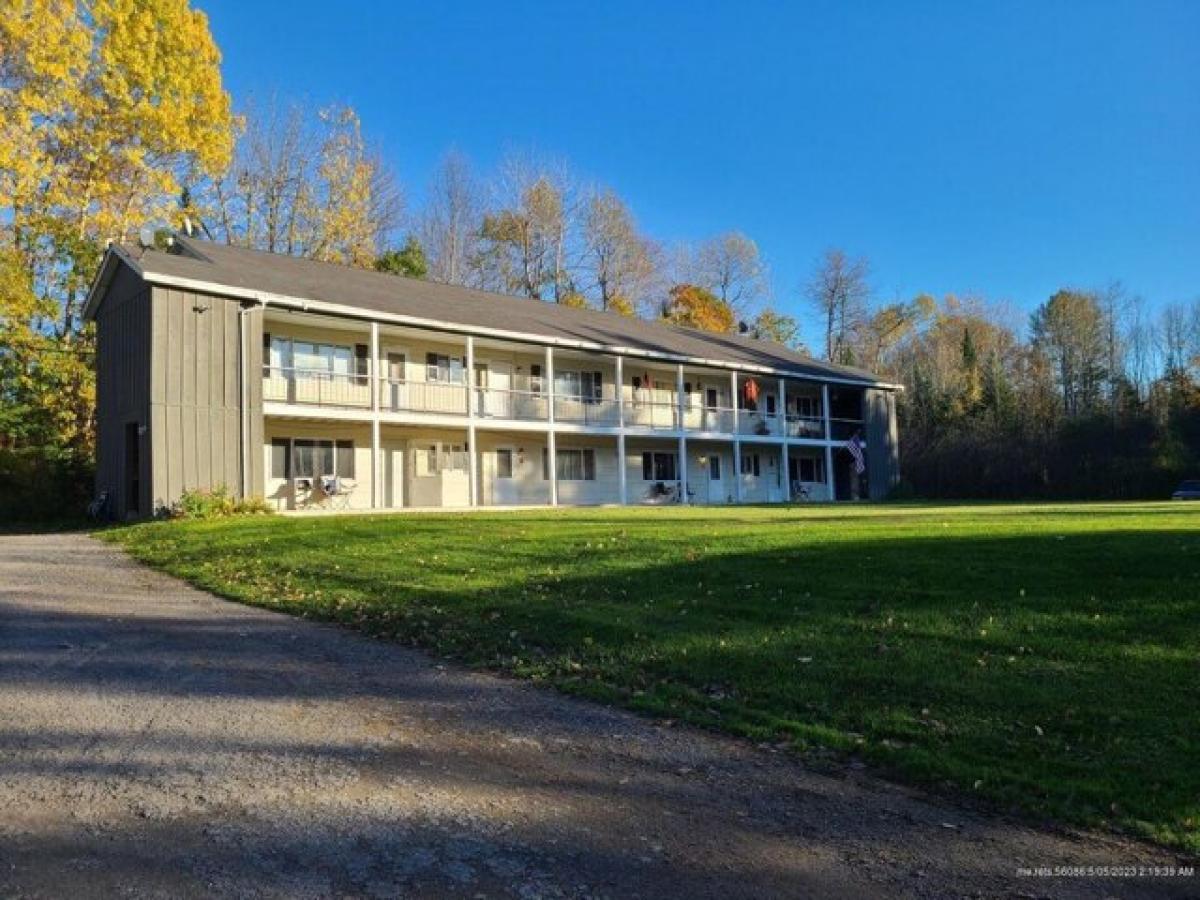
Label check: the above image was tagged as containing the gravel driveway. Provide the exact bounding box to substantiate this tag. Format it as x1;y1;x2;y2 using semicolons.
0;532;1193;899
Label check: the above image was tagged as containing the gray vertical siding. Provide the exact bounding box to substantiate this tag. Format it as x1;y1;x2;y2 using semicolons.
94;266;152;519
864;388;900;499
147;286;263;511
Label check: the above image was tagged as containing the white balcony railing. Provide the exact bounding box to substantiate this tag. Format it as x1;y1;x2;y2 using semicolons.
623;399;680;430
554;396;620;426
474;387;549;421
680;406;737;433
380;378;469;415
263;367;371;408
786;415;825;439
737;411;781;436
263;368;849;441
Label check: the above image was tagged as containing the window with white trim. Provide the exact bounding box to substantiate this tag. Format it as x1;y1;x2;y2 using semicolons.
267;336;288;375
740;452;761;477
416;441;467;475
555;370;603;402
267;338;354;377
542;448;596;481
270;438;290;478
289;439;355;479
798;456;825;482
426;352;466;384
641;451;677;481
496;448;514;479
793;395;821;418
295;341;354;375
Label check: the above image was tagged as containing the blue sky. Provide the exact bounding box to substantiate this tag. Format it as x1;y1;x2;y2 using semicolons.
198;0;1199;340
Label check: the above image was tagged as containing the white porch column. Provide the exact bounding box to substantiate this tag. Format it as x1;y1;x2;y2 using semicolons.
780;443;790;503
733;440;742;504
615;354;627;506
370;323;380;412
678;435;688;504
371;420;381;508
675;363;686;432
731;369;742;503
822;383;834;502
615;355;625;428
370;321;380;509
466;335;478;507
729;369;739;434
676;364;688;504
546;346;558;506
777;377;787;436
617;432;627;505
779;376;790;503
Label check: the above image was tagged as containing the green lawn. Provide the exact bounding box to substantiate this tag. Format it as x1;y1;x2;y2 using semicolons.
104;502;1200;852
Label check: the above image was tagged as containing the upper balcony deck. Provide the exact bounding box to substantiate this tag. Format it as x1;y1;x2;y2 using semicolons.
261;366;864;441
260;315;865;441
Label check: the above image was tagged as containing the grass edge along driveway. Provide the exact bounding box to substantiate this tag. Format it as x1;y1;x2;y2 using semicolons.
104;502;1200;854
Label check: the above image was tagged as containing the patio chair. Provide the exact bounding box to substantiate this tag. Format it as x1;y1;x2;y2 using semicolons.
320;475;355;510
293;477;316;510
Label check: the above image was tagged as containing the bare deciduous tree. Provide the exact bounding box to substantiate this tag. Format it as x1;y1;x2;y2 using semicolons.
418;149;483;287
581;189;660;315
200;96;401;267
805;248;871;363
692;232;767;314
477;153;580;301
1122;293;1156;400
1158;300;1200;376
1030;289;1109;417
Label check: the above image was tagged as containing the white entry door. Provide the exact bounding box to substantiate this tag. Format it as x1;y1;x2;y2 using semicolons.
706;452;725;503
384;352;407;412
480;447;495;505
383;443;404;507
485;361;513;418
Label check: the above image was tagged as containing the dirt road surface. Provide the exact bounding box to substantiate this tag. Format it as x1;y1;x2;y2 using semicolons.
0;532;1193;899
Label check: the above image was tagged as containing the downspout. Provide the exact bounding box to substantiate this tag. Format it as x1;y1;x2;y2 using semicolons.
239;304;250;499
239;298;268;499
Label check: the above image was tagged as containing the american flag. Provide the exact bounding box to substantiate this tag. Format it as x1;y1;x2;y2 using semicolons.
844;434;866;474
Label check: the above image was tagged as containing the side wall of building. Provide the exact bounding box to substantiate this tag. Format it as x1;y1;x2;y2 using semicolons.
94;265;153;519
147;286;263;512
865;387;900;500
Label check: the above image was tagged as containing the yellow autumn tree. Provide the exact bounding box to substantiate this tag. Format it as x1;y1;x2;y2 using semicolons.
306;107;395;268
661;283;736;334
198;99;401;269
558;291;591;311
606;294;636;317
0;0;234;458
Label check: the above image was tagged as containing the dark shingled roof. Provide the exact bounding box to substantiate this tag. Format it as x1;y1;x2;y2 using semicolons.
116;235;890;386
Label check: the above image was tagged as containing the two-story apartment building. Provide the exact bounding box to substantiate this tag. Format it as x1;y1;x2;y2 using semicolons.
84;235;900;519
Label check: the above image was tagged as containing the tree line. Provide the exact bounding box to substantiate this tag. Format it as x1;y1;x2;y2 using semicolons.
807;255;1200;498
187;97;789;341
1;0;1197;516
